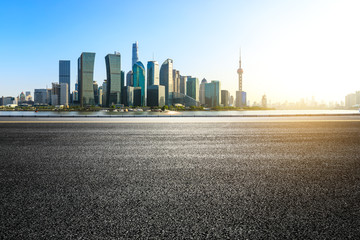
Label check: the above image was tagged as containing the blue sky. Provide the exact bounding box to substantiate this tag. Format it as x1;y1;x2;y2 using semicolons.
1;0;359;103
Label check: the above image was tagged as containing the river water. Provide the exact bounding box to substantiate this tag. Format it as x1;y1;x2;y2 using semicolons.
0;109;359;117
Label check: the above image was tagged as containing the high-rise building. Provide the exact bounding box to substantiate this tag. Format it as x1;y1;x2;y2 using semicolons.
180;76;187;95
93;81;99;105
102;80;107;107
59;60;70;103
205;81;221;107
78;52;96;106
261;95;267;108
51;82;68;106
172;69;180;93
199;78;207;105
126;71;133;86
132;41;139;67
147;85;165;107
345;93;356;108
236;91;247;108
60;83;69;106
133;61;146;106
133;87;142;107
147;61;159;86
34;89;48;105
221;90;230;107
186;77;199;101
122;86;134;106
19;92;26;103
105;52;122;106
98;86;103;106
160;59;173;105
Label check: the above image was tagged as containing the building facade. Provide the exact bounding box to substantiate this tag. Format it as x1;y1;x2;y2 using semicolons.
126;71;133;86
221;90;229;107
59;60;70;103
199;78;207;105
205;81;221;107
180;76;187;95
34;89;48;105
147;85;165;107
172;69;180;93
78;52;96;106
186;77;199;102
105;53;122;107
160;59;173;105
147;61;159;87
133;61;146;106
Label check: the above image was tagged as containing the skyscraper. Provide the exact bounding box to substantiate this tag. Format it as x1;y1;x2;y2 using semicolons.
186;77;199;101
147;61;159;87
160;59;173;105
205;80;221;107
59;60;70;103
199;78;207;105
173;69;180;93
126;71;133;86
180;76;187;95
133;61;146;106
105;52;122;106
132;41;139;67
221;90;230;107
78;52;96;106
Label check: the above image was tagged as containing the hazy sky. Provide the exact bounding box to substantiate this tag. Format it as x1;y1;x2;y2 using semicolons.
0;0;359;103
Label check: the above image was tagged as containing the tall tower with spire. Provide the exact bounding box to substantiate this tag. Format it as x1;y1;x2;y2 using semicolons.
132;41;139;67
237;50;243;92
235;49;246;107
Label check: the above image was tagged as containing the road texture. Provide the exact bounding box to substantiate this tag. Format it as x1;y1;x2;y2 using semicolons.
0;117;360;239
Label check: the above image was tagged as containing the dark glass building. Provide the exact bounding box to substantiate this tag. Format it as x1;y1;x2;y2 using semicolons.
221;90;230;107
147;85;165;107
205;81;221;107
105;53;122;107
78;52;96;106
186;77;199;102
59;60;70;103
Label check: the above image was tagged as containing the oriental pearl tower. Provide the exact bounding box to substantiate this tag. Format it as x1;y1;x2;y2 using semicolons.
237;50;243;92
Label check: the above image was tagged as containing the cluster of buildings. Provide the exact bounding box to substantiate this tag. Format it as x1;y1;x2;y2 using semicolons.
1;42;248;109
345;91;360;108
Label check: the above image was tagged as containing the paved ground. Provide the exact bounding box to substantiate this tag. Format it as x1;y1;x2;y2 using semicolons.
0;117;360;239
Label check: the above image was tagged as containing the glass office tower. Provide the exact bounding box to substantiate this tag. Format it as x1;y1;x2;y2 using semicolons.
147;61;159;87
59;60;70;103
186;77;199;101
160;59;173;105
133;61;146;106
78;52;96;106
205;80;221;107
105;53;122;107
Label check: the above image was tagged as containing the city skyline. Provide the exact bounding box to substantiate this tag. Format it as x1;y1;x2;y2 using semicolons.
0;0;360;103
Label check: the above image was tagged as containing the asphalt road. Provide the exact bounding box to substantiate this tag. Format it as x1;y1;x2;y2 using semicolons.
1;117;360;239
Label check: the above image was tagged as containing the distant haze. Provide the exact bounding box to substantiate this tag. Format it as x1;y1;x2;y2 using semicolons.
0;0;359;103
